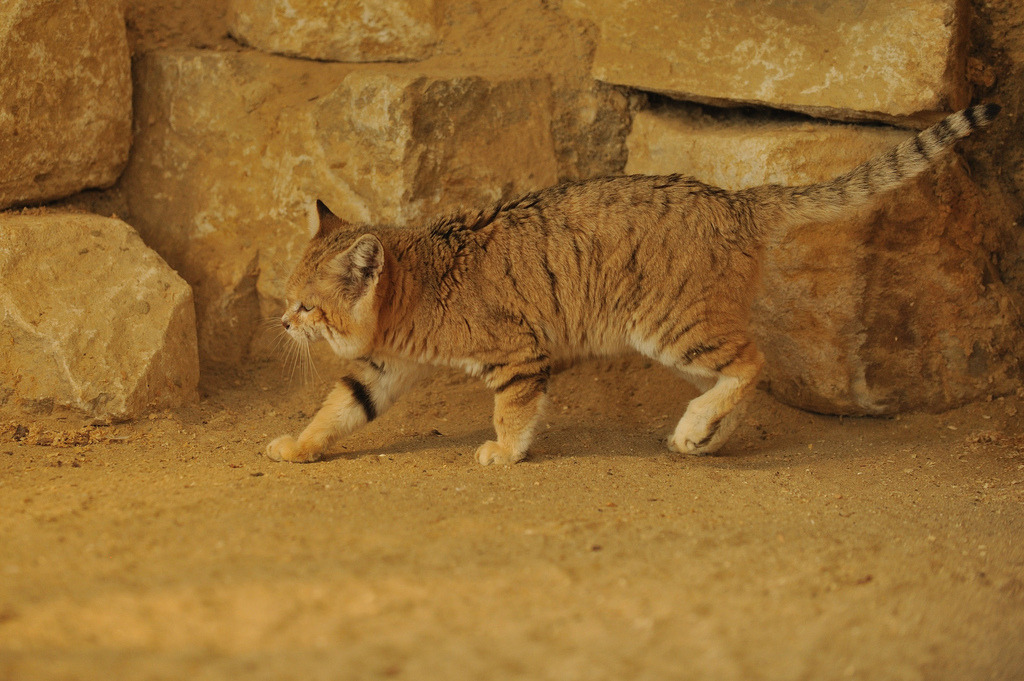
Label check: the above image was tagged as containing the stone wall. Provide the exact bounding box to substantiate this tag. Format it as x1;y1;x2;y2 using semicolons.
970;0;1024;317
0;0;131;210
2;0;1022;419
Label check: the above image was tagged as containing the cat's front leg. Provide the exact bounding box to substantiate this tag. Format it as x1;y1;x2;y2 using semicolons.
265;378;369;462
266;359;424;463
477;360;551;465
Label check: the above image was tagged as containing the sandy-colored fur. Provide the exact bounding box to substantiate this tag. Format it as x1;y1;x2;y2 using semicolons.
266;104;999;465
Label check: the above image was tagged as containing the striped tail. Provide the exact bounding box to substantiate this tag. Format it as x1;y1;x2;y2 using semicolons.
746;103;1001;227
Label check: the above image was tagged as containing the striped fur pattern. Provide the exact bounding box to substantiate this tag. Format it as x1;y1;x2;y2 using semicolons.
266;104;999;465
746;103;1001;225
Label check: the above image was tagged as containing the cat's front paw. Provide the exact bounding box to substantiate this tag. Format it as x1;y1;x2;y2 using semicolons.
266;435;298;461
265;435;320;463
475;440;527;466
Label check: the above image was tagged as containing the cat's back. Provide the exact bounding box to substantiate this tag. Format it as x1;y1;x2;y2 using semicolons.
504;174;730;237
466;174;754;280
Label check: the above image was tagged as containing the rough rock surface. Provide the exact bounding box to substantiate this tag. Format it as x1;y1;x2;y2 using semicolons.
565;0;970;126
229;0;438;62
0;0;132;210
0;212;199;420
124;0;233;54
626;106;1020;414
121;49;560;364
970;0;1024;359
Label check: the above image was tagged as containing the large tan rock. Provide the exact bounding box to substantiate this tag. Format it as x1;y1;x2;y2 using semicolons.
0;0;132;210
229;0;438;62
424;0;637;183
565;0;970;126
551;80;634;183
0;212;199;420
626;106;1020;414
121;49;559;365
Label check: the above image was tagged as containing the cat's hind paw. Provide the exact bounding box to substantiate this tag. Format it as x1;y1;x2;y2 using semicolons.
265;435;321;463
668;409;739;456
475;440;527;466
667;432;720;456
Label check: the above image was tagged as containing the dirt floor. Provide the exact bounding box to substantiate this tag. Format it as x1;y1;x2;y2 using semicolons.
0;356;1022;680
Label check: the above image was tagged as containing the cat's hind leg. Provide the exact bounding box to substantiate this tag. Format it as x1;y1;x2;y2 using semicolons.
477;358;551;465
266;358;425;463
664;338;764;455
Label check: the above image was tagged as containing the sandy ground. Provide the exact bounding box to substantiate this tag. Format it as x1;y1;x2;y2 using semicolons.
6;0;1020;678
0;357;1022;680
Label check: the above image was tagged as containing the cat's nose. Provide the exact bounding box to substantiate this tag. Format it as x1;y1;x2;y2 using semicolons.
282;318;291;330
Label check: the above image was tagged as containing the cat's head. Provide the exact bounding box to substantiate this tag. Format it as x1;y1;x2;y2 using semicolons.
280;200;384;359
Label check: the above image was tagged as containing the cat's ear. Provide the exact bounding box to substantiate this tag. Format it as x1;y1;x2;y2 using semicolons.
308;199;347;238
327;234;384;299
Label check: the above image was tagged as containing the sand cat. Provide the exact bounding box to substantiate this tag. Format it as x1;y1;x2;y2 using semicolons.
266;104;1000;465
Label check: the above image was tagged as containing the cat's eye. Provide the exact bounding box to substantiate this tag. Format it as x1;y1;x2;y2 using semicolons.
299;303;314;312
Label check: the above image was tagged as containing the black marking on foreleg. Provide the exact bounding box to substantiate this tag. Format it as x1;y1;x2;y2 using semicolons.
342;376;377;422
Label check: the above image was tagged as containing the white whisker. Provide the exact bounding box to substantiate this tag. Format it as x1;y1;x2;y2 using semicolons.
285;339;302;384
304;341;323;385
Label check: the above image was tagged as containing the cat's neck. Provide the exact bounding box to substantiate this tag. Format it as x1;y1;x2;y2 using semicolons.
370;229;472;363
372;234;423;356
